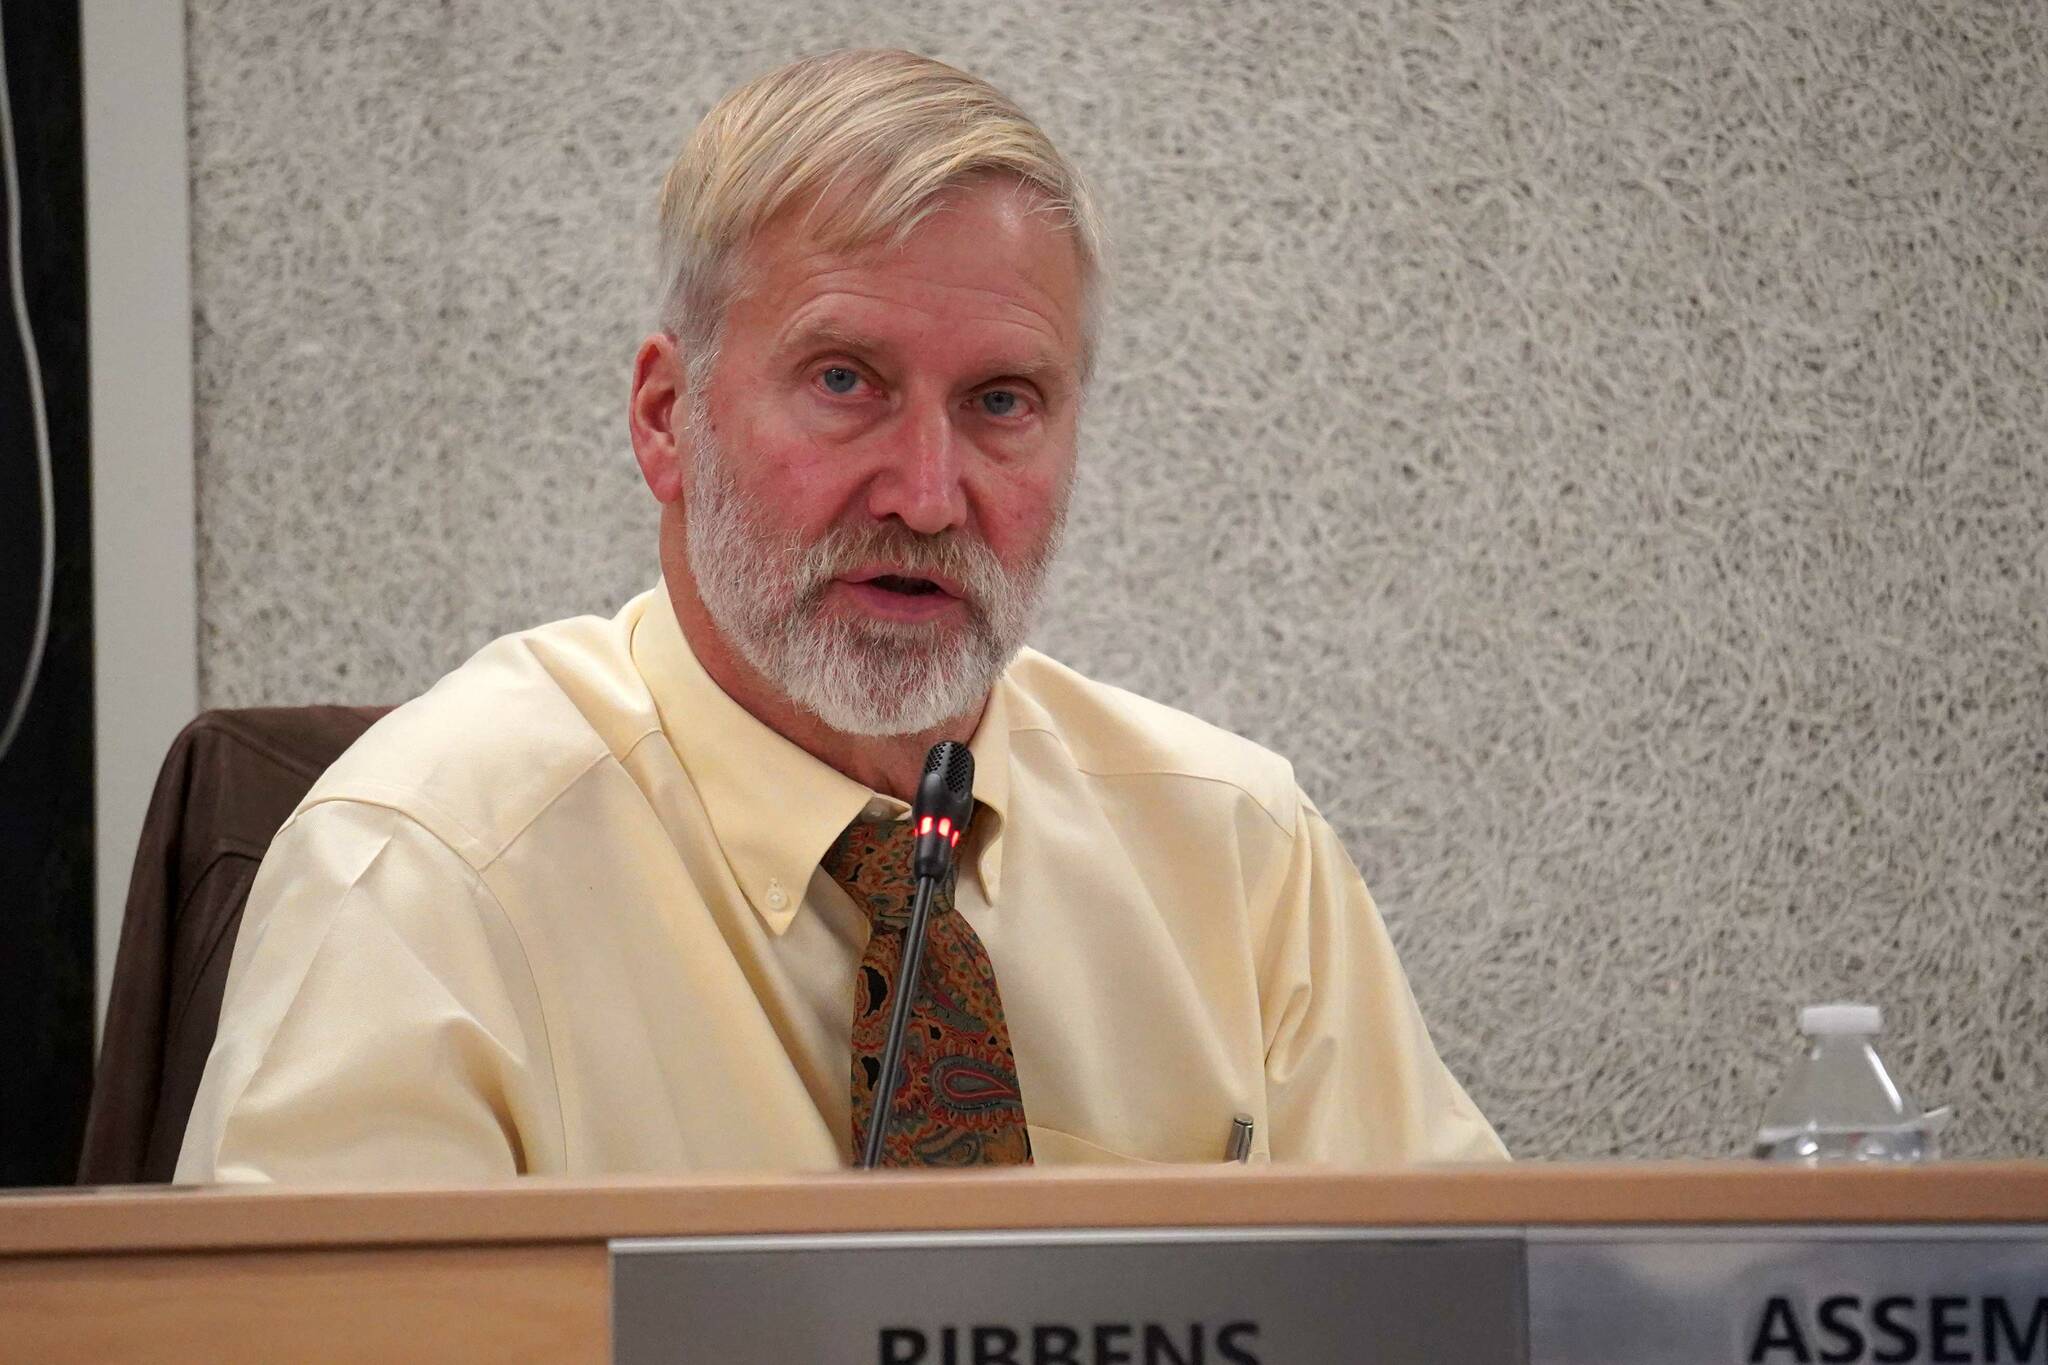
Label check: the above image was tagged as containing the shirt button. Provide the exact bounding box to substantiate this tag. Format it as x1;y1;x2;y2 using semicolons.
765;882;789;911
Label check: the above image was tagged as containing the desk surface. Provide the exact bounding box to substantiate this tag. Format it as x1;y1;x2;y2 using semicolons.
7;1161;2048;1258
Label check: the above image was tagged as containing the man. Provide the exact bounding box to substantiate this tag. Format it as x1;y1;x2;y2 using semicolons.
176;49;1503;1181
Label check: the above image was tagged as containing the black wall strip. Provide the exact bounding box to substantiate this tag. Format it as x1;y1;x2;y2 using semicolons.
0;0;94;1188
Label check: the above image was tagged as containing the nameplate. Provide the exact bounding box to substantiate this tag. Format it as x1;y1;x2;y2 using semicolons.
1527;1227;2048;1365
610;1227;1526;1365
611;1224;2048;1365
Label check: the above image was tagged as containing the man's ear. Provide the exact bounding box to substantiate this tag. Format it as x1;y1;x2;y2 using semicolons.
629;333;690;504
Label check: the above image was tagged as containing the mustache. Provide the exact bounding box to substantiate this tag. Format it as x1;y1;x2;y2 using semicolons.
791;521;1010;609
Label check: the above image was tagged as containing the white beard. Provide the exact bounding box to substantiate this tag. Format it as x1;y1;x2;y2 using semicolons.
681;401;1065;737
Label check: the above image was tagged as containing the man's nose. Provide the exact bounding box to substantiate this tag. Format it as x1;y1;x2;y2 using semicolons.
865;397;968;536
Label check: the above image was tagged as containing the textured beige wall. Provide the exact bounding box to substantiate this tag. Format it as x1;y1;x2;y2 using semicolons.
189;1;2048;1159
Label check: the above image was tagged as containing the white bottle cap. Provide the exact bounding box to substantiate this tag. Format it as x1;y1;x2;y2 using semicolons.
1799;1003;1883;1035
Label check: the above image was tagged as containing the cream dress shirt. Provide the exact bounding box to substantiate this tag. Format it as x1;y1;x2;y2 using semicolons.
176;587;1504;1181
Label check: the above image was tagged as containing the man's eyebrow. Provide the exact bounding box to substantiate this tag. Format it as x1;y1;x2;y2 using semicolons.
775;320;894;361
777;319;1075;392
994;349;1075;390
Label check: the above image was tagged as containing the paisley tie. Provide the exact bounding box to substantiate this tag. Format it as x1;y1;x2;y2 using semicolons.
822;814;1032;1166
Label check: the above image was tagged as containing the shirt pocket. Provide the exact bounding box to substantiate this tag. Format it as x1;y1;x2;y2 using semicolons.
1026;1124;1270;1167
1026;1124;1168;1167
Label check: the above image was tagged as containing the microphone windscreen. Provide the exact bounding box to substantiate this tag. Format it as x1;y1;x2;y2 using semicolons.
927;740;974;802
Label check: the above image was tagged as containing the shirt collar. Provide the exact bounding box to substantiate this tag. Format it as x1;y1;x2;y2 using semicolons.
629;584;1014;934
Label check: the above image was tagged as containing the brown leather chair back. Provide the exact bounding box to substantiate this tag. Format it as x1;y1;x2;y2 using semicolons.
76;705;390;1184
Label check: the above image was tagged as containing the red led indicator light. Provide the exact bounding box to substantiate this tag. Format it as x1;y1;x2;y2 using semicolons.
919;816;933;836
949;830;961;847
937;817;952;838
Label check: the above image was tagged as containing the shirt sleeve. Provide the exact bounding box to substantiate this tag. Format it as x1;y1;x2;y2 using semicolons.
1257;791;1508;1165
174;799;563;1183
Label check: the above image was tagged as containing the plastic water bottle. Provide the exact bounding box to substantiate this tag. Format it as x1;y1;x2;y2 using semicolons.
1752;1004;1947;1163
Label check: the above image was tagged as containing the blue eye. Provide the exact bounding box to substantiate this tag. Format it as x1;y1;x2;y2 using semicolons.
980;389;1020;417
820;366;860;395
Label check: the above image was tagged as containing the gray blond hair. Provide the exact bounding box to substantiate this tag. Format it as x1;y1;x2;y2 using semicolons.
656;49;1106;394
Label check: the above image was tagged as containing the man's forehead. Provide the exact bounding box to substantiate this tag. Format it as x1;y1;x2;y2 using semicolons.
766;172;1076;276
734;183;1087;376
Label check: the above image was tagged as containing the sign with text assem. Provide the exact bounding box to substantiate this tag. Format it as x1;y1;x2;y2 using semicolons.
1527;1227;2048;1365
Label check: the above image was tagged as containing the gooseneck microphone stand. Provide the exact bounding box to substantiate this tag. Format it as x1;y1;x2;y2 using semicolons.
859;740;976;1169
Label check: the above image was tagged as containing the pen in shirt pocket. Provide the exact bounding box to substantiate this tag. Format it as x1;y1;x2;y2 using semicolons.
1226;1113;1254;1163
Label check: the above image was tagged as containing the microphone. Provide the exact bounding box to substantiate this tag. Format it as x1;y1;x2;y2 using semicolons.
861;740;974;1169
911;739;975;879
